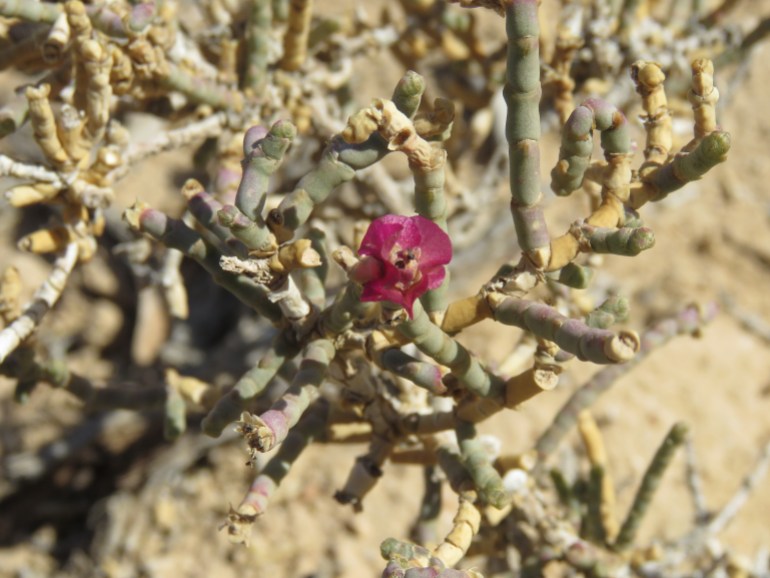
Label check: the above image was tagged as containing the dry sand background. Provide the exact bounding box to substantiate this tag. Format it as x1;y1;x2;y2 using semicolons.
1;2;770;577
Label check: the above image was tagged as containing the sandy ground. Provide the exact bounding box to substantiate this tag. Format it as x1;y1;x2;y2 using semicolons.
1;2;770;578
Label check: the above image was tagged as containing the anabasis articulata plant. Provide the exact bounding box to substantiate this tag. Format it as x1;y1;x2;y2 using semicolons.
1;0;768;576
354;214;452;317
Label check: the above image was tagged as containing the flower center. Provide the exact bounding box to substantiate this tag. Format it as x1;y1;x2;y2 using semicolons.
390;245;422;290
393;248;417;269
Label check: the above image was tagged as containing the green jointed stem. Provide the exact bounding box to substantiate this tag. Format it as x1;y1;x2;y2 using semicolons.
504;0;550;262
400;409;456;436
135;207;282;322
187;190;231;243
217;205;268;250
613;423;688;551
270;138;360;233
491;296;639;363
551;105;594;196
243;0;271;92
436;444;474;492
456;421;508;508
584;225;656;256
297;227;328;309
236;121;296;224
535;303;717;460
413;147;450;314
0;0;142;36
413;163;448;227
585;296;630;329
268;72;426;235
164;383;187;440
550;468;581;517
48;366;167;411
557;262;594;289
392;70;426;119
379;348;446;395
551;99;631;197
622;208;644;228
397;300;504;399
138;207;221;263
641;131;731;203
585;465;607;544
587;99;631;155
201;331;299;437
245;338;335;453
321;281;374;336
381;539;433;567
162;62;243;111
239;402;328;516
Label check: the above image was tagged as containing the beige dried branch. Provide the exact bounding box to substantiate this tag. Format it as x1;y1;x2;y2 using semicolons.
706;439;770;536
0;243;79;365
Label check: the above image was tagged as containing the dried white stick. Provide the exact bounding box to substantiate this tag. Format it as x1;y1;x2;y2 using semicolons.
684;437;709;524
160;248;189;319
219;255;311;322
721;292;770;344
0;154;65;186
707;439;770;535
0;243;78;365
113;112;228;178
267;275;311;321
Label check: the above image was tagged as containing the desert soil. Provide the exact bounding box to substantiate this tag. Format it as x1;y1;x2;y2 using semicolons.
1;3;770;578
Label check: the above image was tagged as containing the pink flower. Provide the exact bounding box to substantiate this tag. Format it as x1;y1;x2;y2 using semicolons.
354;215;452;317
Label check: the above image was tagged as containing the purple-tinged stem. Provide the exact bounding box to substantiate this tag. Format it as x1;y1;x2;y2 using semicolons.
128;204;281;322
238;338;335;454
397;299;504;399
504;0;550;268
535;303;718;460
489;295;640;364
201;331;299;437
335;436;394;512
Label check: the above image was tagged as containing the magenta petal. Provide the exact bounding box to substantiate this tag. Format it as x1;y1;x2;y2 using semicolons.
412;216;452;267
394;215;425;248
361;282;417;316
361;283;405;306
358;215;408;260
355;214;452;316
424;266;446;291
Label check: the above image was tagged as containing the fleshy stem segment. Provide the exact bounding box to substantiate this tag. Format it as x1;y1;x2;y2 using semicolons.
237;337;335;455
535;303;718;460
612;422;688;551
267;71;426;239
504;0;550;269
222;402;329;545
201;331;299;437
488;294;640;364
396;300;505;399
